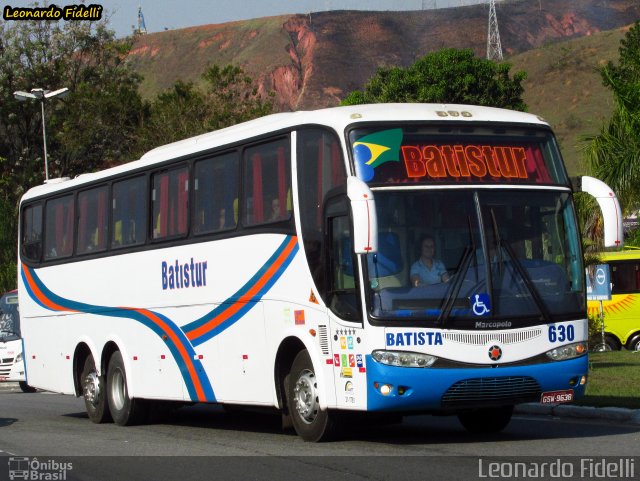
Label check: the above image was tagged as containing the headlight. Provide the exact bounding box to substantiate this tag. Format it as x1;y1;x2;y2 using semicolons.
15;352;22;362
372;350;437;368
545;342;587;361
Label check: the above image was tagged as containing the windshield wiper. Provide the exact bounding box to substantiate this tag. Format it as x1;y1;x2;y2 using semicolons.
437;216;477;327
489;210;551;323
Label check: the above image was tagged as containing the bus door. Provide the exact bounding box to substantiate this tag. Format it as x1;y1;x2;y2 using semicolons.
325;195;367;409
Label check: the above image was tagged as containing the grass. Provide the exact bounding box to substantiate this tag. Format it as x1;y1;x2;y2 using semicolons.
575;350;640;409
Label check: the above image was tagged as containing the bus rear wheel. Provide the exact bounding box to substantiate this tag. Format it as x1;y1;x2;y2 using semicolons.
457;406;513;434
19;381;37;393
107;351;146;426
81;355;111;423
285;349;337;442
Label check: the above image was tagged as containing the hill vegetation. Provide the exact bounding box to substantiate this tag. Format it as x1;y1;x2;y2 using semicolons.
125;0;640;173
509;26;629;174
126;0;640;103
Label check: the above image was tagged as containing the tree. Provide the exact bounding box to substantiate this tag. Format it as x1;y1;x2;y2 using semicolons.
0;17;144;184
138;65;272;152
0;16;144;292
583;21;640;211
341;48;527;110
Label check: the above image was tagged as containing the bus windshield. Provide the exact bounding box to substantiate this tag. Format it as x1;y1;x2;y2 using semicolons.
365;189;584;327
0;291;20;341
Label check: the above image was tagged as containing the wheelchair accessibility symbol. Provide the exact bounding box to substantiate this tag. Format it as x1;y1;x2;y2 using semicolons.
472;294;491;316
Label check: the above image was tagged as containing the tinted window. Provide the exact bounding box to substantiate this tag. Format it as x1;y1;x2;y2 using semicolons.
297;129;347;300
21;204;43;262
610;261;640;294
77;186;108;255
243;139;291;226
112;176;147;249
193;152;239;234
44;195;74;260
152;167;189;239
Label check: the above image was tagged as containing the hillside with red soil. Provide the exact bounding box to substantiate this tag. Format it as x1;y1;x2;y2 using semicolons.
126;0;640;111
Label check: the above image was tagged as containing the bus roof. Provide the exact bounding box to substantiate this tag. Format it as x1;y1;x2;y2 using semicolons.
20;103;549;202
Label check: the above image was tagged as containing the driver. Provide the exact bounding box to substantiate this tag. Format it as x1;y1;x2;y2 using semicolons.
410;235;450;286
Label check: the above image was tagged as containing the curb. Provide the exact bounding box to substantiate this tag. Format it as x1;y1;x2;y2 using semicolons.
515;403;640;425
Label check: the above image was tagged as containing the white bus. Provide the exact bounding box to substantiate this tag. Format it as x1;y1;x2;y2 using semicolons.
18;104;621;441
0;289;36;392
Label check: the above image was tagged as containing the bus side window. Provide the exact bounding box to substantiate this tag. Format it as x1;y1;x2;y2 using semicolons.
193;152;238;235
77;186;108;255
44;195;74;260
297;128;347;301
328;214;360;322
21;204;43;262
243;138;291;226
152;167;188;240
112;176;146;249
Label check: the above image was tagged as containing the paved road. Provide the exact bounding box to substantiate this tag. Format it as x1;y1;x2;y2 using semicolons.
1;386;639;480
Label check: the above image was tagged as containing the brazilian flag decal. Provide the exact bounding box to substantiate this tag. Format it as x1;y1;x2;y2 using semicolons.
353;128;403;181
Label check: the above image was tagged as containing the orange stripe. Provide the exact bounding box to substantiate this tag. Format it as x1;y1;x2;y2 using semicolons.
22;264;207;401
187;237;297;341
22;264;74;312
133;308;206;402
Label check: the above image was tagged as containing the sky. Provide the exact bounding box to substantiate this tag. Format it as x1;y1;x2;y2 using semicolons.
4;1;488;38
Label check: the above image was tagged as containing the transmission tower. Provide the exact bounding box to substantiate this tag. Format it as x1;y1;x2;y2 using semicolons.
486;0;503;61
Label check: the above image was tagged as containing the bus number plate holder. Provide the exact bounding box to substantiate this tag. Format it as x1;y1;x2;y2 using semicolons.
540;389;574;404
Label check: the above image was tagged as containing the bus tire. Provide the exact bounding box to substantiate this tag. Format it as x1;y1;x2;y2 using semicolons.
457;405;513;434
285;349;337;442
19;381;37;393
81;355;111;423
626;333;640;351
106;351;146;426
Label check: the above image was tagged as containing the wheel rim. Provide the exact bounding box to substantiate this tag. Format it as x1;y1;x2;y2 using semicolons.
83;371;102;407
110;368;126;411
593;343;611;352
293;369;319;424
633;340;640;352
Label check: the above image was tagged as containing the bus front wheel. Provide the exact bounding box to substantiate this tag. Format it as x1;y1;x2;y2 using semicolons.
457;405;513;434
285;349;337;442
81;355;111;423
106;351;146;426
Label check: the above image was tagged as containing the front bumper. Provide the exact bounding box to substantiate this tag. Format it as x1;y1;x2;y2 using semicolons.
366;354;587;412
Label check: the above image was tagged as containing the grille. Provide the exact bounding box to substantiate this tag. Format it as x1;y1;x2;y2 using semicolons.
442;328;542;346
0;367;10;376
2;357;14;364
318;325;329;355
442;376;541;408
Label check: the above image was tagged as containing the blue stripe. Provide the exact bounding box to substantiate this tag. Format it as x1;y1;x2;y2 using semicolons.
183;236;297;335
190;246;298;346
22;266;215;402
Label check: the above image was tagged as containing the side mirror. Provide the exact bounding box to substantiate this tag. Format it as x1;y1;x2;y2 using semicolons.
347;176;378;254
579;176;623;248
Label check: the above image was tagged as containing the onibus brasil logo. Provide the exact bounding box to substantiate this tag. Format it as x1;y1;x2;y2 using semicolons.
352;128;403;182
8;457;72;480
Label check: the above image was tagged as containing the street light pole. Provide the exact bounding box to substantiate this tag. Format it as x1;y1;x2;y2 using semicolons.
13;87;69;181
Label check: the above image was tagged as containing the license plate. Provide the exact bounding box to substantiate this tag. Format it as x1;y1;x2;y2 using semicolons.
0;376;7;381
540;389;574;404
